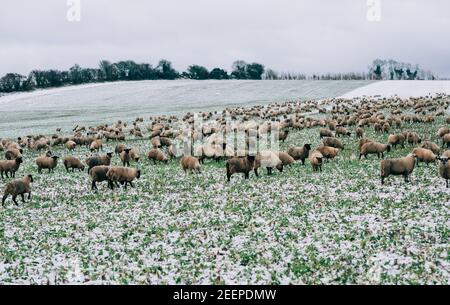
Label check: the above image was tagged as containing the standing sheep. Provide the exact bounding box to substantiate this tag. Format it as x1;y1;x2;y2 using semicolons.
287;144;312;165
0;157;23;178
254;151;283;175
226;155;256;181
2;174;33;206
360;142;391;159
322;137;344;150
36;155;59;173
380;154;417;185
180;156;201;173
89;139;103;152
63;156;85;172
411;148;437;166
147;149;168;164
309;150;324;172
89;165;114;190
85;153;113;173
120;148;132;166
436;157;450;188
5;148;23;160
106;167;141;189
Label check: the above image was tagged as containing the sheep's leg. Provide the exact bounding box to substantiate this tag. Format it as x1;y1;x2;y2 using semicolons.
2;194;8;206
12;195;18;206
91;181;97;190
21;193;25;203
28;192;31;201
381;176;385;185
129;182;134;188
5;171;9;178
446;179;449;188
359;154;362;160
301;159;305;165
254;168;259;177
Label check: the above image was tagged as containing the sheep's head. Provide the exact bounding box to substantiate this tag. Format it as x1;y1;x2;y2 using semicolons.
106;152;113;158
387;145;392;152
27;174;34;183
16;157;23;164
437;157;449;165
136;170;141;179
52;155;59;160
304;144;312;151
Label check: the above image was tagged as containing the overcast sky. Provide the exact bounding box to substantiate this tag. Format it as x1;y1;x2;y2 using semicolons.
0;0;449;77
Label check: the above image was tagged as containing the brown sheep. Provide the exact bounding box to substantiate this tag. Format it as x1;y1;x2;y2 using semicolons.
407;132;421;146
388;134;406;149
129;148;140;162
5;148;23;160
36;155;59;173
106;166;141;189
358;138;373;151
309;150;324;172
180;156;201;173
277;152;295;167
226;155;256;181
335;126;351;137
89;165;113;190
0;156;23;178
380;154;417;185
287;144;312;165
115;143;126;155
437;157;450;188
322;137;344;149
277;130;289;142
65;140;76;150
319;128;333;138
63;156;85;172
420;141;440;155
2;174;33;206
411;147;436;166
120;148;132;166
442;133;450;149
147;149;168;164
315;145;339;161
85;153;113;173
89;139;103;152
360;142;391;159
355;127;364;139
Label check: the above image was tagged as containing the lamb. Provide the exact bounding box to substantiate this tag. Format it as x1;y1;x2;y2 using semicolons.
277;152;295;167
442;133;450;148
355;127;364;139
2;174;33;206
180;156;201;173
420;141;440;155
407;132;421;146
380;154;417;185
89;165;113;190
277;130;289;142
106;166;141;189
63;156;85;172
0;156;23;178
287;144;312;165
85;152;113;172
411;147;436;166
36;155;59;173
322;137;344;149
5;148;23;160
115;144;126;155
388;134;406;149
315;145;339;161
360;141;391;159
335;126;351;137
120;148;132;166
319;128;333;138
225;155;256;181
129;148;140;162
147;149;168;164
436;157;450;188
89;139;103;152
254;151;283;175
65;140;76;150
309;150;324;172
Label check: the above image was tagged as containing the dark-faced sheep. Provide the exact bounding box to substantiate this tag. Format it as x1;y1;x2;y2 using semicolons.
360;142;391;159
255;151;283;175
0;156;23;178
442;133;450;149
180;156;201;173
106;166;141;189
322;137;344;150
85;153;113;173
63;156;85;172
380;154;417;185
420;141;440;155
89;165;113;190
226;155;256;181
2;174;33;206
36;155;59;173
309;150;324;172
315;145;339;161
287;144;311;165
437;157;450;188
5;148;23;160
388;134;406;149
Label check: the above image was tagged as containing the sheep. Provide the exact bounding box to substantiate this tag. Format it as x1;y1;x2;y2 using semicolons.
407;132;421;146
120;148;132;166
65;140;76;150
360;141;391;159
0;156;23;178
225;155;256;181
254;151;283;175
322;137;344;149
180;156;201;173
89;165;113;190
63;156;85;172
355;127;364;139
85;153;113;173
388;134;406;149
411;147;436;166
309;150;324;172
147;149;168;164
380;154;417;185
335;126;351;137
2;174;33;206
160;137;172;147
277;130;289;142
287;144;311;165
315;145;339;161
5;148;23;160
89;139;103;152
115;144;126;155
358;138;373;151
436;157;450;188
437;127;450;138
106;166;141;189
319;128;333;138
442;133;450;148
420;141;440;155
277;152;295;168
151;136;162;148
36;155;59;173
129;148;140;162
443;150;450;158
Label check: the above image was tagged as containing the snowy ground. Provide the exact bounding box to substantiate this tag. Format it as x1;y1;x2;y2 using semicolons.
340;80;450;99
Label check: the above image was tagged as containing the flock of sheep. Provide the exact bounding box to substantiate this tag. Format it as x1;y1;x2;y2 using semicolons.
1;93;450;207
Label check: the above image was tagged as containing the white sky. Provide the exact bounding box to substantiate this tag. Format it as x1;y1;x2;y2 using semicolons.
0;0;449;77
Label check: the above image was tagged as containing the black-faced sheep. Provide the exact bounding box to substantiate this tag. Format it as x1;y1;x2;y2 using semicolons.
437;157;450;188
287;144;312;165
106;166;141;189
309;150;324;172
2;174;33;206
36;155;59;173
226;155;256;181
63;156;85;172
89;165;113;190
85;153;113;173
380;154;417;185
0;156;23;178
360;142;391;159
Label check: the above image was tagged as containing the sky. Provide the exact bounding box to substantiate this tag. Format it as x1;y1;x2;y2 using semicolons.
0;0;449;77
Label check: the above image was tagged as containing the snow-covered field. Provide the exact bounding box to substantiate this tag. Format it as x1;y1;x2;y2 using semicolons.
341;80;450;99
0;80;371;138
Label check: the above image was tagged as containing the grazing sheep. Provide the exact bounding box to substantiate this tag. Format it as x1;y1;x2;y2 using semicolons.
277;130;289;142
407;132;421;146
2;174;33;206
5;148;23;160
277;152;295;167
180;156;201;173
106;166;141;189
355;127;364;139
388;134;406;149
226;155;256;181
160;137;172;147
335;126;351;137
380;154;417;185
151;136;162;148
443;150;450;158
358;138;373;151
89;165;113;190
309;150;324;172
147;149;168;164
442;133;450;148
120;148;132;166
420;141;440;155
315;145;339;161
436;157;450;188
63;156;85;172
65;140;76;150
0;156;23;178
287;144;312;165
89;139;103;152
437;127;450;138
360;142;391;159
129;148;140;162
85;153;113;172
411;147;436;166
319;128;333;138
115;144;126;155
36;155;59;173
322;137;344;149
255;151;283;175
